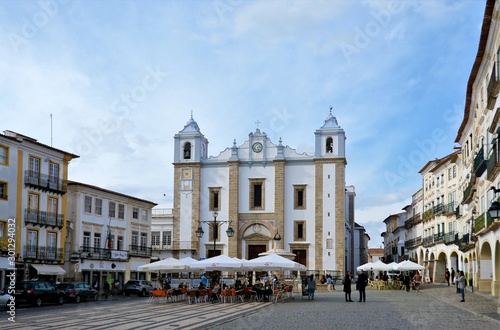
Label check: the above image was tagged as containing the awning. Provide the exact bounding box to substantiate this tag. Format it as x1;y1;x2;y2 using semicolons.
31;264;66;276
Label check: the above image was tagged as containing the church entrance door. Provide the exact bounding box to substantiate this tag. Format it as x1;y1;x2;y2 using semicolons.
248;245;267;260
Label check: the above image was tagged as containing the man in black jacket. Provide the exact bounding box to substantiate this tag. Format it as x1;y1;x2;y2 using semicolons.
357;270;368;302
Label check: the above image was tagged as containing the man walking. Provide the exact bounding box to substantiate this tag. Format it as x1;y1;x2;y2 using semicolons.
445;268;450;286
413;271;422;292
357;269;368;302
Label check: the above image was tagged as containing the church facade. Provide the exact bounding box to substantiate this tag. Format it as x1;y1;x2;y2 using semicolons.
171;111;347;272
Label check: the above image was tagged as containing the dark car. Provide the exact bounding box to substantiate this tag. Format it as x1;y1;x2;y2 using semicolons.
13;280;64;307
58;282;98;303
123;280;154;297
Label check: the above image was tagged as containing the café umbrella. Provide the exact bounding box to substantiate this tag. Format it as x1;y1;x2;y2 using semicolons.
191;255;243;271
243;253;306;271
137;257;192;272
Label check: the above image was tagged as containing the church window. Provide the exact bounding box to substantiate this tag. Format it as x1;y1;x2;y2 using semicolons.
294;185;306;210
209;187;221;211
294;221;306;241
249;179;265;210
184;142;191;159
326;137;333;153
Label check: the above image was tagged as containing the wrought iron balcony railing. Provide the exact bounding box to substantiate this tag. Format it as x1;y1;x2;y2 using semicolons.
24;208;64;228
129;244;152;257
24;170;68;194
23;245;63;261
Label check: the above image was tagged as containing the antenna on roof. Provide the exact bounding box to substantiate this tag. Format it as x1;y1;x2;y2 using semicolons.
50;113;53;147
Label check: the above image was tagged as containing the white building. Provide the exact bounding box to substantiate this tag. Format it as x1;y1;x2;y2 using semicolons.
171;110;348;273
150;208;175;260
66;181;156;289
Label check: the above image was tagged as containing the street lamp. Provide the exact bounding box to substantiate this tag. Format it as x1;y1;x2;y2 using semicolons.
195;210;235;256
488;187;500;219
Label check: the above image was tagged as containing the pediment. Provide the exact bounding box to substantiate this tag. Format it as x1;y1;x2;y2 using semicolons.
245;233;271;241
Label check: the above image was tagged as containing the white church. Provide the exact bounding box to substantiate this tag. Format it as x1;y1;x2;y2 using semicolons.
171;110;348;273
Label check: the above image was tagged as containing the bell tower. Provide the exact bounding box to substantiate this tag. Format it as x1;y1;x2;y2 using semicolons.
172;114;207;258
313;107;347;272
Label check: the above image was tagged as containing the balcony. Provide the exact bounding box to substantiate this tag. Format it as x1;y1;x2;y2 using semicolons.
444;232;459;245
461;177;476;204
433;233;445;244
487;62;500;109
24;209;64;228
404;236;422;249
172;241;199;251
24;170;67;195
129;244;152;258
423;209;433;222
23;245;63;262
473;145;487;177
405;217;415;229
80;246;129;261
422;235;433;246
152;244;173;251
459;234;475;252
475;212;500;235
413;213;422;224
487;140;500;180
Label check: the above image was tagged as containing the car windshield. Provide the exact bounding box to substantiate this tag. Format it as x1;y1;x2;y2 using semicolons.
15;282;30;290
126;281;139;285
58;284;73;290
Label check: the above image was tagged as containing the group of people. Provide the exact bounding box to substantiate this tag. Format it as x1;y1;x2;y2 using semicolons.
93;279;120;299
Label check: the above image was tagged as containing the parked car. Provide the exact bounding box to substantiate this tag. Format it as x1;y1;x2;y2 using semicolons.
123;280;154;297
0;289;13;310
58;282;98;303
13;280;64;307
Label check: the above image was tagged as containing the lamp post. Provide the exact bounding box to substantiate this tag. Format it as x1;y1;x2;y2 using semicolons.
195;210;235;256
488;187;500;219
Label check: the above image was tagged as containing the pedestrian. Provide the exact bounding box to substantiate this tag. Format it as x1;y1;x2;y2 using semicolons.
357;269;368;302
457;271;466;302
445;268;450;286
454;271;460;293
306;274;316;300
93;279;99;292
403;273;411;292
103;281;111;299
113;280;120;295
326;275;333;292
201;273;209;287
343;271;353;302
413;271;422;292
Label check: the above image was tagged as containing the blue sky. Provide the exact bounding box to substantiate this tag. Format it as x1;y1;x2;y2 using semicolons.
0;0;486;248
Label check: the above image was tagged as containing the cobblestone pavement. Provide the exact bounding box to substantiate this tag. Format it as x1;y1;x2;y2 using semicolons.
4;284;499;330
211;284;499;330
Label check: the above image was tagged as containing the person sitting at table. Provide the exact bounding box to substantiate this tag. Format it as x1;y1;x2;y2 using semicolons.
198;282;206;289
210;283;220;303
320;275;327;284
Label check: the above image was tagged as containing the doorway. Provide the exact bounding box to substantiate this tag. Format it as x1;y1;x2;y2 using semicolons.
248;245;267;260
